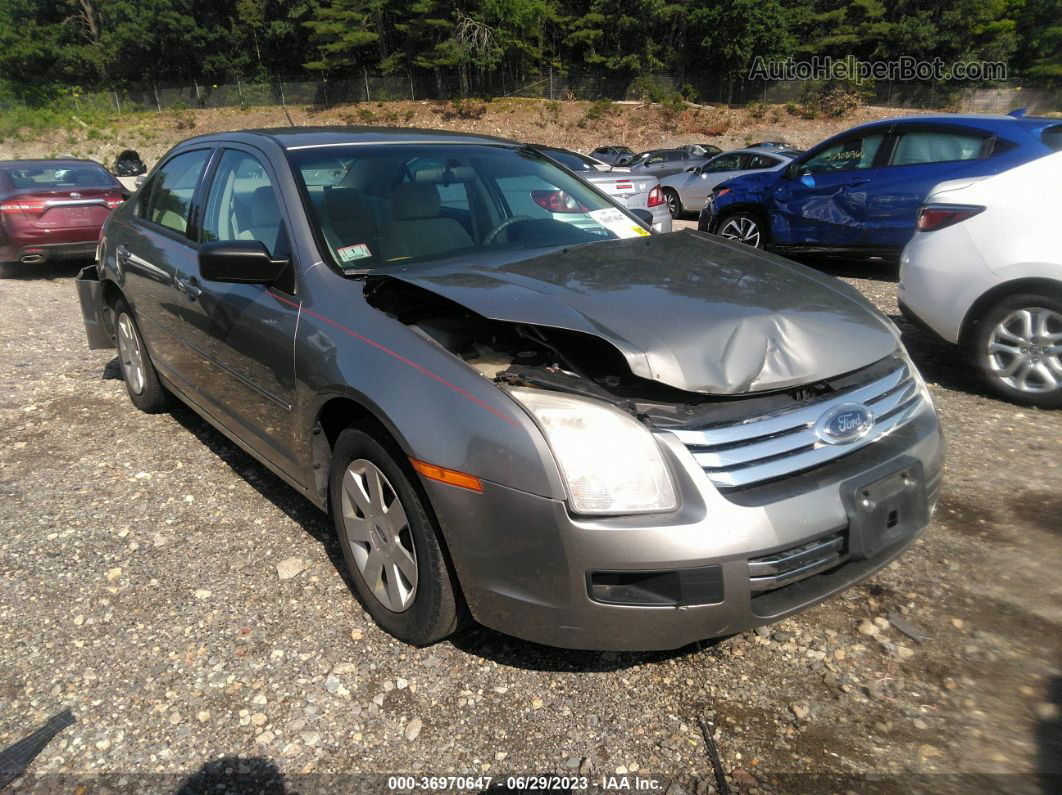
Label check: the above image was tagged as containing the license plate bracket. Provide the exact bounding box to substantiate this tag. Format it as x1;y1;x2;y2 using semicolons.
842;460;927;560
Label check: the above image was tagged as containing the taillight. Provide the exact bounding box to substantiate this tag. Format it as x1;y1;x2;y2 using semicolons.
916;204;985;232
104;196;124;209
532;190;589;214
647;186;664;208
0;199;46;214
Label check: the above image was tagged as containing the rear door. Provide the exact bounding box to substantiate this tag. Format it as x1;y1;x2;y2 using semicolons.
182;145;301;475
863;123;999;249
119;148;213;389
771;129;888;247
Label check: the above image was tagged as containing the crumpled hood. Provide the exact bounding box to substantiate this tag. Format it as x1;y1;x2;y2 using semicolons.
383;230;900;394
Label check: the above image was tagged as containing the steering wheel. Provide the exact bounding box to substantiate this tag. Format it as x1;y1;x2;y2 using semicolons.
483;215;535;245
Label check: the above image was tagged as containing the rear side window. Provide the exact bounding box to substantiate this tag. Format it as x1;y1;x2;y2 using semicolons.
890;131;988;165
1043;125;1062;152
747;155;781;169
139;149;210;236
704;153;744;173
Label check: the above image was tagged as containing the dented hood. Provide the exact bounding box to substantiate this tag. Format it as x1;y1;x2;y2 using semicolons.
381;230;900;394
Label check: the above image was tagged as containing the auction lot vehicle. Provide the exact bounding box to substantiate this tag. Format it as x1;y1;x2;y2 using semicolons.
659;148;801;219
77;128;942;650
699;113;1061;260
0;159;127;277
533;145;672;233
899;151;1062;408
589;145;634;166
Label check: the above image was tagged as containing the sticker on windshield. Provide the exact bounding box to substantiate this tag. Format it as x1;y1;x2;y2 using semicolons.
588;208;649;239
336;243;372;266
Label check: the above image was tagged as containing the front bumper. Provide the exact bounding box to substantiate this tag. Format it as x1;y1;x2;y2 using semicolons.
650;203;673;234
697;198;718;232
75;265;113;349
425;403;942;650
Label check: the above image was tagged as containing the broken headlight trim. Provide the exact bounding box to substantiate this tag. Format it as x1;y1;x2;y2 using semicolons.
508;387;677;515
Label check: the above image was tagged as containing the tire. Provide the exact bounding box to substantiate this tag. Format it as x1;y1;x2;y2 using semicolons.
716;211;766;249
971;292;1062;409
663;188;682;218
329;424;466;645
112;298;170;413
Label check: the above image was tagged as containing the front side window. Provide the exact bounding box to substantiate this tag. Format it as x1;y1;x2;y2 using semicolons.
289;144;647;269
202;150;284;257
704;153;744;173
801;133;885;174
890;130;989;165
140;149;210;236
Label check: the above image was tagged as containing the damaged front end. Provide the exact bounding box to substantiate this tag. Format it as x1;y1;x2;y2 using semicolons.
363;274;907;433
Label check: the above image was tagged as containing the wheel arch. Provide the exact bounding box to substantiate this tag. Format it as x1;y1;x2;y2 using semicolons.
959;277;1062;347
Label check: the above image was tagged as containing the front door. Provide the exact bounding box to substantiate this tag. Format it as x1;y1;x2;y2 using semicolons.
772;131;887;248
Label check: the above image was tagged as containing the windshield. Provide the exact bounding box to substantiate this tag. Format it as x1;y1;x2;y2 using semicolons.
288;144;648;270
3;163;115;189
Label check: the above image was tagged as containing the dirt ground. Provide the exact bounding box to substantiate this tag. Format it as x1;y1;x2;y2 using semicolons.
0;244;1059;793
0;98;925;170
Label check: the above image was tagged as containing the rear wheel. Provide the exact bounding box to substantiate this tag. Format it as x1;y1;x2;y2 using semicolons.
973;293;1062;408
717;211;766;249
663;188;682;218
329;425;466;645
113;299;170;413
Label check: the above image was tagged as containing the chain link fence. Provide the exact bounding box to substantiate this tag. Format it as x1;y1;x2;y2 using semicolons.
63;70;1061;116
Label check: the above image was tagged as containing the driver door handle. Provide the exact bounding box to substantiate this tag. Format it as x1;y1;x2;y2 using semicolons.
175;275;202;300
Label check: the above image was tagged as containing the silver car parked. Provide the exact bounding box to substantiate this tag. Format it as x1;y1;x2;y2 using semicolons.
658;148;801;218
534;145;672;233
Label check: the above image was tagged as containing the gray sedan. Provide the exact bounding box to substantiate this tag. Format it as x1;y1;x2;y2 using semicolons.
658;148;801;217
77;128;941;650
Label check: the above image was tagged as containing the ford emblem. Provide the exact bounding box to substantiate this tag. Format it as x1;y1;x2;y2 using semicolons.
815;403;874;445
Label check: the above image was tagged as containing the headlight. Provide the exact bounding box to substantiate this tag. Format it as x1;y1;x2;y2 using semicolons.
508;387;677;515
898;348;935;410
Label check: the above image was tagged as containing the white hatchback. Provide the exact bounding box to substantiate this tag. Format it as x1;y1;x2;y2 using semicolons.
899;151;1062;407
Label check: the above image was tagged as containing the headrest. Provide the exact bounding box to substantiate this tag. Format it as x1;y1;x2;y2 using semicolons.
391;183;440;221
326;187;369;224
251;186;281;228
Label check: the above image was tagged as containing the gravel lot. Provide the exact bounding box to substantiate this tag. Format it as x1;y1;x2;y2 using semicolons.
0;248;1059;793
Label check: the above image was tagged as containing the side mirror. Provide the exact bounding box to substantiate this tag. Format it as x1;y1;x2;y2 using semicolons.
199;240;289;286
685;166;698;173
629;208;654;227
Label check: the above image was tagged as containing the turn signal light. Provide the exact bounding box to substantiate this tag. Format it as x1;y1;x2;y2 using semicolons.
410;459;483;492
916;204;985;232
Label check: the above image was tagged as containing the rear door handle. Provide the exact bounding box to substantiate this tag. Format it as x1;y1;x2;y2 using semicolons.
175;276;202;300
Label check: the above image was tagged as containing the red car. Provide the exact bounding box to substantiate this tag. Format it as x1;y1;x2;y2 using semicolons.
0;159;127;277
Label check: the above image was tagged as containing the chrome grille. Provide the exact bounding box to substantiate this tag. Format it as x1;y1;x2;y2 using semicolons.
673;361;924;489
748;532;847;592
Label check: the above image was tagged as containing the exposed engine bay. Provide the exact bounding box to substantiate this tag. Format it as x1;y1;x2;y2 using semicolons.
364;276;896;428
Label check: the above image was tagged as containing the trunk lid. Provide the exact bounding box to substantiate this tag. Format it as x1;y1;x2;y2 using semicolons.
1;188;122;229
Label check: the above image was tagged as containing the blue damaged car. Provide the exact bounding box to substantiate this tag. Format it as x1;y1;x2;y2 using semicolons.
699;112;1062;261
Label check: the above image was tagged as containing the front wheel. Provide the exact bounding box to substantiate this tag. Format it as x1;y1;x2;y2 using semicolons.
717;211;766;249
663;188;682;218
329;425;466;645
973;293;1062;408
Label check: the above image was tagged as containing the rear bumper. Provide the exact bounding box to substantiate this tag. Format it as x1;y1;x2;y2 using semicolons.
425;404;943;650
0;240;98;265
650;204;672;234
75;265;113;349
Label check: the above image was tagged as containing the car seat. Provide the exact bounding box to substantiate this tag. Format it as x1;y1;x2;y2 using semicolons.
379;183;472;261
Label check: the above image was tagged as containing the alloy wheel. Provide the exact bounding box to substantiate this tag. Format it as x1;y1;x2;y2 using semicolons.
116;313;146;395
665;190;679;217
340;459;418;612
986;307;1062;394
718;215;761;247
